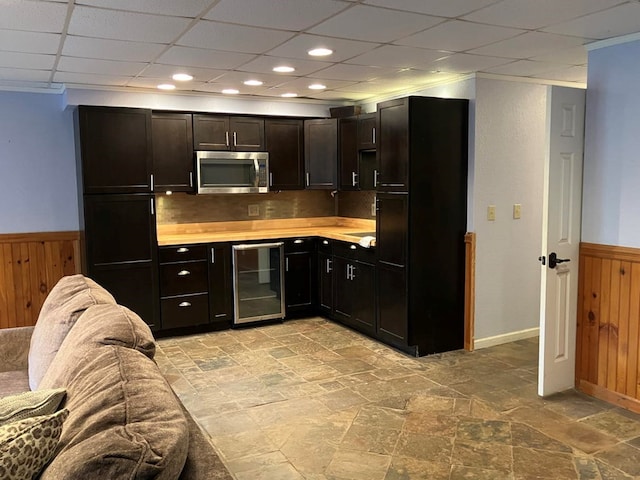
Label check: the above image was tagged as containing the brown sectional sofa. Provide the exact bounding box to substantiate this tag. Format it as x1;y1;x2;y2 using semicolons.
0;274;232;479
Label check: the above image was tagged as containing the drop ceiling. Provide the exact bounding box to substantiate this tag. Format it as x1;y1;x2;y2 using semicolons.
1;0;638;102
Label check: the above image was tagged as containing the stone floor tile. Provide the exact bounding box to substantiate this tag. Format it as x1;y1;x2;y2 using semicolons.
318;388;369;411
594;458;635;479
510;422;572;453
211;429;279;461
580;410;640;441
450;465;514;480
594;442;640;477
385;457;450;480
451;441;512;473
512;447;577;479
353;405;406;430
395;432;453;463
235;462;305;480
325;449;391;480
225;450;291;474
405;394;455;414
456;418;512;444
403;412;459;436
340;424;400;455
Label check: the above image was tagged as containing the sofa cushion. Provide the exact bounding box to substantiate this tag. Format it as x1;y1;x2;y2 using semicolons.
0;408;68;480
0;388;66;426
28;274;116;390
0;371;29;398
38;303;156;391
40;346;189;480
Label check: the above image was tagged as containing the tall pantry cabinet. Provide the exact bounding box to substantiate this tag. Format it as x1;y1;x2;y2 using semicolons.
375;96;468;356
76;106;160;329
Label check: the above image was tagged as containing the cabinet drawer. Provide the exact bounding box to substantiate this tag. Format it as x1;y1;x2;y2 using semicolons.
159;244;207;263
160;261;208;296
284;237;315;253
333;241;376;264
161;293;209;330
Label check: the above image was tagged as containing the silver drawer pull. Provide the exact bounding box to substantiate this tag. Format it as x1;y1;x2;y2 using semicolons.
177;270;191;276
294;239;304;244
178;301;191;307
350;245;357;250
177;247;189;253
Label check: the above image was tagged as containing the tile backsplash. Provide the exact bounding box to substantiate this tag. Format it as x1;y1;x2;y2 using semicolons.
156;190;377;225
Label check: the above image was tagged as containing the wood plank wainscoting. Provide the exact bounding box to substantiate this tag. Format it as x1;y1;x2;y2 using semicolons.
0;232;80;329
464;232;476;351
577;242;640;413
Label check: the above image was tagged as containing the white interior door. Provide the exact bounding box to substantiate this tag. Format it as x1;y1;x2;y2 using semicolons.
538;86;585;397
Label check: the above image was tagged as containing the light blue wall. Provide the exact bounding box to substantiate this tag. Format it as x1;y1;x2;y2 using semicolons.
0;91;78;233
583;40;640;248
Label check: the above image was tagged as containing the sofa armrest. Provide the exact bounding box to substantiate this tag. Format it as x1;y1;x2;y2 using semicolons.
0;326;33;373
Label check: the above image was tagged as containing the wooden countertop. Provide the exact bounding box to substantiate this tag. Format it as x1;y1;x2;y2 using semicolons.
157;217;376;247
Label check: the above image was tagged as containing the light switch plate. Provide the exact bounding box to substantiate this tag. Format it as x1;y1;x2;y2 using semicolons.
487;205;496;221
248;204;260;217
513;203;522;219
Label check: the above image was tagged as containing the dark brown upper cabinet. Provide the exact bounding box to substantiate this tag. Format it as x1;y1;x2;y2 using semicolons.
193;114;265;151
357;113;377;151
265;118;304;190
338;116;358;191
304;118;337;189
152;112;194;193
78;106;152;194
376;98;409;192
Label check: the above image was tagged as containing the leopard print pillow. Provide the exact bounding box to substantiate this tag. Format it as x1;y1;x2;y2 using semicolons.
0;408;68;480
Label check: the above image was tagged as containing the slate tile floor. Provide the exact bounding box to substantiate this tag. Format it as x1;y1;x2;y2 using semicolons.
156;318;640;479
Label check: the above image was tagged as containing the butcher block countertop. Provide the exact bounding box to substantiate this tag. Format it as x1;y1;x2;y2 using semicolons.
157;217;376;247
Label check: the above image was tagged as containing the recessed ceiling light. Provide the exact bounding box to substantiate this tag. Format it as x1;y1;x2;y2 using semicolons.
308;48;333;57
281;93;298;98
244;79;263;86
308;83;326;90
157;83;176;90
273;66;295;73
222;88;239;94
172;73;193;81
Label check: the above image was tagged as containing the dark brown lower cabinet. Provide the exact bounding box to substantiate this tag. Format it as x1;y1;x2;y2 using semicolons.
333;255;375;336
376;264;407;345
208;243;233;327
318;251;333;316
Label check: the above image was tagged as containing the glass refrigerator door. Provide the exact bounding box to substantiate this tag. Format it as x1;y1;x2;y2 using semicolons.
232;242;285;324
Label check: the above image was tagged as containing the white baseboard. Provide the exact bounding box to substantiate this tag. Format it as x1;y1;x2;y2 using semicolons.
474;327;540;350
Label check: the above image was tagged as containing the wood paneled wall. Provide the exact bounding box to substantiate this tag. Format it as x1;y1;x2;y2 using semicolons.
577;242;640;413
0;232;80;329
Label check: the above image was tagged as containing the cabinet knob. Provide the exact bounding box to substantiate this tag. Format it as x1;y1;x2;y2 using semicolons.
178;301;192;308
177;270;191;276
177;247;189;253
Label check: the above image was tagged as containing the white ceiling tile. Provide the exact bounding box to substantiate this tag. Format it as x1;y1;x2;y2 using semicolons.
530;46;587;66
363;0;501;18
468;32;586;59
76;0;213;18
346;45;448;69
533;65;587;83
266;34;380;63
375;68;458;86
178;21;294;54
236;56;331;76
127;77;208;90
141;64;226;82
0;0;67;33
210;71;293;87
431;53;512;73
205;0;348;31
0;30;61;55
275;77;357;91
309;5;443;43
53;71;132;86
156;46;256;69
0;51;55;69
484;59;566;76
311;64;396;82
68;6;192;43
0;67;51;82
395;20;523;52
57;57;148;76
193;82;272;96
542;3;640;40
304;89;374;101
62;36;166;62
462;0;626;30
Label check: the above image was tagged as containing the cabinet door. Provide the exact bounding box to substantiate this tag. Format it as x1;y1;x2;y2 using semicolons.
208;243;233;326
352;261;376;335
152;112;194;192
230;117;265;151
333;256;354;323
285;251;313;310
376;98;408;191
304;119;337;189
318;252;333;315
339;116;359;191
193;114;230;150
376;193;408;268
78;106;152;194
161;293;209;330
357;113;376;151
83;194;159;328
377;264;407;345
265;118;304;190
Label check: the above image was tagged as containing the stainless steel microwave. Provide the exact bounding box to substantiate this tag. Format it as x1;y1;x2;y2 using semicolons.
196;151;269;194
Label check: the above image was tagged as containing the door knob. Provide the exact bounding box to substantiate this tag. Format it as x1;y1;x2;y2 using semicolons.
548;252;570;269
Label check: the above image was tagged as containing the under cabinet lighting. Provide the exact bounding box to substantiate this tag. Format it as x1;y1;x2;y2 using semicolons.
308;48;333;57
308;83;326;90
222;88;239;94
172;73;193;81
273;66;295;73
157;83;176;90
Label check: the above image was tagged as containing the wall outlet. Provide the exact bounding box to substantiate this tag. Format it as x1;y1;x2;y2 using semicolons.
513;203;522;219
487;205;496;221
248;204;260;217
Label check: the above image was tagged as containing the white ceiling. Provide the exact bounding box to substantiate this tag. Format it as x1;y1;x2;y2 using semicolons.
0;0;638;102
